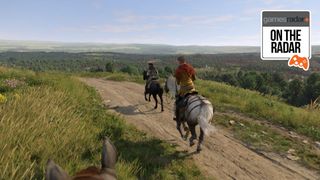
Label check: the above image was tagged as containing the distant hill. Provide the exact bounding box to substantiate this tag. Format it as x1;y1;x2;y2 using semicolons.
0;40;260;54
1;40;319;55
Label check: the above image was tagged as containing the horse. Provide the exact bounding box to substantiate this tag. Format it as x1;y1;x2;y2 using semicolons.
165;75;215;152
46;137;117;180
143;70;164;112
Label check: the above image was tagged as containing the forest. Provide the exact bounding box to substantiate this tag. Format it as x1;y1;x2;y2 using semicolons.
0;51;320;107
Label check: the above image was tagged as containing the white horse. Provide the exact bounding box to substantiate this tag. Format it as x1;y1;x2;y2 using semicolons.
165;75;215;152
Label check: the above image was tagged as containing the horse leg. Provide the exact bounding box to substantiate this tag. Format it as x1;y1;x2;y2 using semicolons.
159;93;164;112
176;120;184;139
144;85;148;101
188;123;197;147
148;93;151;102
182;122;189;141
153;94;158;109
197;128;204;152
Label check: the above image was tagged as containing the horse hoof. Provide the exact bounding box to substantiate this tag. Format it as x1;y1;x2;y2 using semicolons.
161;109;164;112
183;127;189;131
197;147;202;152
190;141;195;147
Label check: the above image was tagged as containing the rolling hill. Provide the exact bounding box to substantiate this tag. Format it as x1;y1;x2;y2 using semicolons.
0;40;259;54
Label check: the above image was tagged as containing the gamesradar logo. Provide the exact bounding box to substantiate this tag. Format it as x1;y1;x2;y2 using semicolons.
261;10;311;71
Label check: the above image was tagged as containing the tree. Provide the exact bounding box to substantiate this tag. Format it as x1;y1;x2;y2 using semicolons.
240;73;257;90
272;73;287;91
221;74;238;86
164;66;173;74
283;79;305;106
304;73;320;104
120;65;139;75
255;74;265;91
105;62;115;73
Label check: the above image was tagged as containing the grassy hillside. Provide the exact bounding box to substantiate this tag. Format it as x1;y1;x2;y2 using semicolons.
90;72;320;170
0;67;204;179
197;80;320;141
196;80;320;170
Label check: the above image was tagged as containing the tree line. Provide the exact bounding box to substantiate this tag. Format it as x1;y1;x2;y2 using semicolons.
198;70;320;107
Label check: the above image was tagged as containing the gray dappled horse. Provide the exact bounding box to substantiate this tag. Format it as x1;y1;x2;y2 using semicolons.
165;75;215;152
143;70;164;112
46;137;117;180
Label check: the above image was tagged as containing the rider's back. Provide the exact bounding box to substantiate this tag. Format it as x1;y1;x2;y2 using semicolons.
175;63;196;96
147;67;159;80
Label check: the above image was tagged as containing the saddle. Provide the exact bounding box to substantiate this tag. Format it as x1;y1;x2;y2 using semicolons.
146;78;160;90
176;91;198;121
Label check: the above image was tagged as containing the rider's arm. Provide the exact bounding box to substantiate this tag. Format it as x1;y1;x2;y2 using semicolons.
191;74;196;81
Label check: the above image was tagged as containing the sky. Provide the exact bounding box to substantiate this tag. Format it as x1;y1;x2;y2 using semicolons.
0;0;319;46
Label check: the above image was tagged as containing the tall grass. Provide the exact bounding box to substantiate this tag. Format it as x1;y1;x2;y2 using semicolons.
0;67;204;179
197;80;320;141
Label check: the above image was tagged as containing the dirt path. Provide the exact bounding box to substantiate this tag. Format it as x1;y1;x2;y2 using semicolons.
81;78;319;180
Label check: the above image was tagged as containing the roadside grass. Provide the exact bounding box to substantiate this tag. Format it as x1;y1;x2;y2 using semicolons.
214;113;320;171
80;72;145;84
197;80;320;142
0;67;205;179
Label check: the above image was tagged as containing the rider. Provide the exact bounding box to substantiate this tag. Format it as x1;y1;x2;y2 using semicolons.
146;61;159;89
174;56;196;121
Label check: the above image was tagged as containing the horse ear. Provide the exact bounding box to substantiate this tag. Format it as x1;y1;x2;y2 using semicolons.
101;136;117;169
46;160;70;180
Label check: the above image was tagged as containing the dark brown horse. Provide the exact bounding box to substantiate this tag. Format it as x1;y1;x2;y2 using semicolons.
46;137;117;180
143;70;164;112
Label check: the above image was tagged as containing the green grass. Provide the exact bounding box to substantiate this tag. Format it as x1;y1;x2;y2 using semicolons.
80;72;145;84
197;80;320;141
0;67;205;179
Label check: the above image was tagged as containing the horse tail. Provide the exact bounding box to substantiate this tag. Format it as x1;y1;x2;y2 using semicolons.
197;104;215;135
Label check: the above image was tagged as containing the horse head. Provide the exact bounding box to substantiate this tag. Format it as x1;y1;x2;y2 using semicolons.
46;137;117;180
165;75;179;97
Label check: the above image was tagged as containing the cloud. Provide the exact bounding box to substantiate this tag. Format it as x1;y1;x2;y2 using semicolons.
59;23;158;33
114;13;235;28
91;0;104;9
243;5;286;16
213;33;260;46
116;14;142;23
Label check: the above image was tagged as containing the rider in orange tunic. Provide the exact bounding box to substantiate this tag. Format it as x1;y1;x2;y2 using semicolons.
174;56;196;120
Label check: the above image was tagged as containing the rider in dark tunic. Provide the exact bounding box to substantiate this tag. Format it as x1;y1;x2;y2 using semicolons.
146;61;159;89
